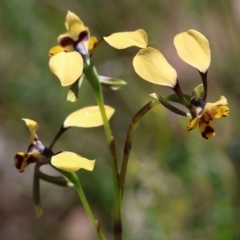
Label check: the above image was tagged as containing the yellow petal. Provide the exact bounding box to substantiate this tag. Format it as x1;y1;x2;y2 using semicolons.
49;45;65;57
203;112;212;121
207;105;229;118
133;47;177;87
51;151;95;172
49;44;75;57
22;118;39;143
174;29;211;73
49;52;83;86
64;11;88;41
65;11;84;30
199;119;215;139
103;29;148;49
64;105;115;128
204;96;228;114
63;45;75;52
88;36;98;51
204;96;229;118
187;117;200;131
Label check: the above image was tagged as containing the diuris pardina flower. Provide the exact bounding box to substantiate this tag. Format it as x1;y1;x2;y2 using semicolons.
49;11;148;87
133;29;229;139
14;119;54;172
14;106;115;172
14;119;95;173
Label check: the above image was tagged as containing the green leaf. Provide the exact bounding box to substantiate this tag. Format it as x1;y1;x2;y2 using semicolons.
192;83;204;98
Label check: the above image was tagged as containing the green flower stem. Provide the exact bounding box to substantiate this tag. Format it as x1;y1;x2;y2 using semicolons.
83;62;113;144
120;100;159;197
84;61;122;240
56;170;106;240
33;163;43;218
120;95;192;197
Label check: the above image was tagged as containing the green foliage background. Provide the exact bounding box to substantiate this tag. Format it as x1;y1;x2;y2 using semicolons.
1;0;240;239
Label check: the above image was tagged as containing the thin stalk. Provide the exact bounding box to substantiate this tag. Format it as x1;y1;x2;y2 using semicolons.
49;125;68;150
173;80;191;109
199;71;208;101
57;170;107;240
120;100;159;197
84;62;122;240
33;163;42;217
75;178;106;240
48;125;106;239
48;124;106;239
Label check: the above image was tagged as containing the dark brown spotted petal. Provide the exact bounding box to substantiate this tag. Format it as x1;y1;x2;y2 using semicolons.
199;113;215;139
14;152;37;172
199;122;215;139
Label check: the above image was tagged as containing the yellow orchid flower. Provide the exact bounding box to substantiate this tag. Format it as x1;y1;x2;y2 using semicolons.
134;30;229;139
49;11;148;87
48;37;98;57
14;105;114;172
14;118;95;173
187;96;229;139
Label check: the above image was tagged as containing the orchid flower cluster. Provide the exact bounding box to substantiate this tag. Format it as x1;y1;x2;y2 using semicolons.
14;11;229;240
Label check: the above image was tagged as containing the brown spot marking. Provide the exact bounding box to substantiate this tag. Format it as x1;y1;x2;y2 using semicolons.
201;126;214;139
59;30;89;49
14;152;28;172
59;36;75;47
222;109;229;117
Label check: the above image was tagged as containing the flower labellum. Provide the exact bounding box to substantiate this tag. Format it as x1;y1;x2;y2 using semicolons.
188;96;229;139
49;52;83;86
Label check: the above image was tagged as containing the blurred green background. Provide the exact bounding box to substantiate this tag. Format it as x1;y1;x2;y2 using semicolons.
1;0;240;239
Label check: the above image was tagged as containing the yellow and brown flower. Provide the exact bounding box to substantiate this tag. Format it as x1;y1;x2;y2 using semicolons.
49;11;148;87
14;105;115;172
133;29;229;139
187;96;229;139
